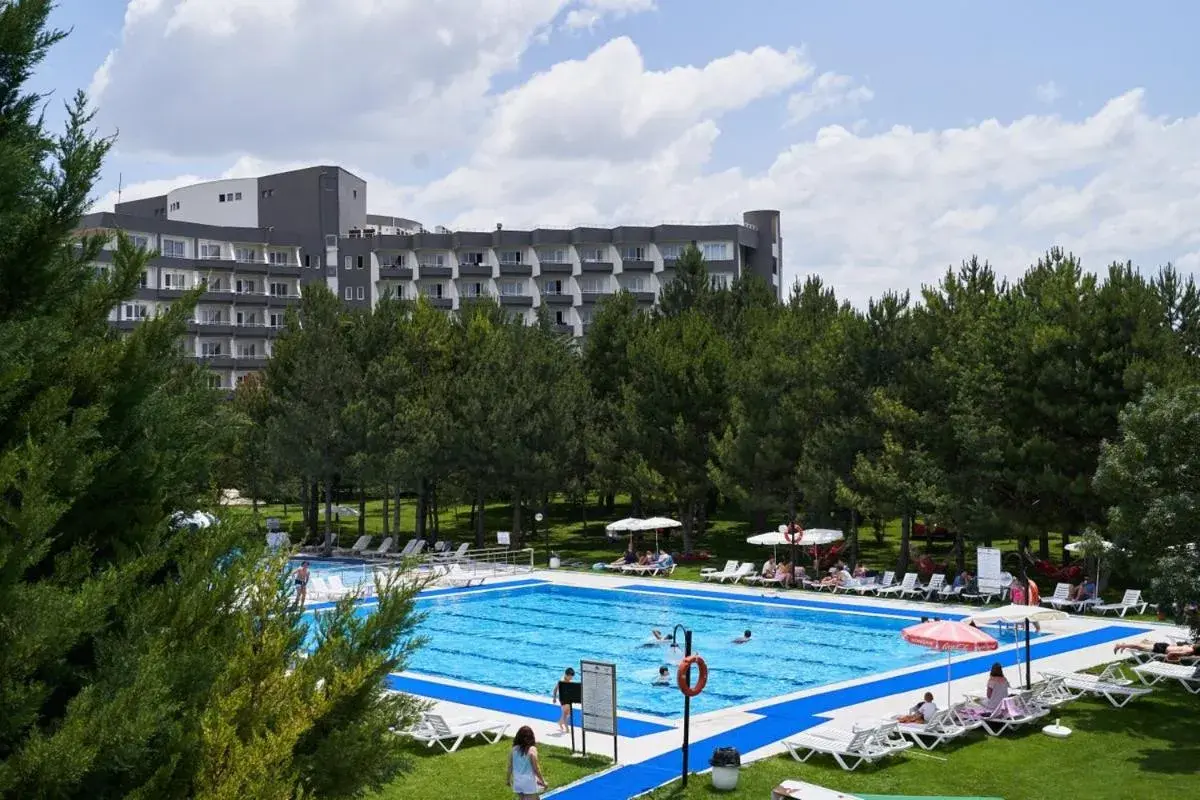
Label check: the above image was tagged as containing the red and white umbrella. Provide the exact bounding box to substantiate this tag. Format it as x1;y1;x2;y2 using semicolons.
902;619;998;707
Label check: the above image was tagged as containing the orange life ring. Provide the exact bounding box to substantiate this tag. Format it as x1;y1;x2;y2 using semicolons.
677;655;708;697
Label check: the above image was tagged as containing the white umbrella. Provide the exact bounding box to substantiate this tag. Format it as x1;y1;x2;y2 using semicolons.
746;532;791;546
639;516;681;530
1064;540;1114;553
966;604;1069;689
332;505;359;517
799;528;844;546
1065;538;1115;608
605;517;644;540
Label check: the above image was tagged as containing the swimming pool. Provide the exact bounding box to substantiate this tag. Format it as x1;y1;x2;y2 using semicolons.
310;582;1040;718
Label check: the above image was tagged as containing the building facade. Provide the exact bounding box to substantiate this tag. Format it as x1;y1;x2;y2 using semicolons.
89;166;783;386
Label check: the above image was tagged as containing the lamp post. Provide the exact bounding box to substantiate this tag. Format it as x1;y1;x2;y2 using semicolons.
535;511;546;565
671;623;694;788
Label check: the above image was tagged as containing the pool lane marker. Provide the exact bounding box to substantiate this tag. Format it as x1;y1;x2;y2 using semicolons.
305;576;548;611
546;621;1153;799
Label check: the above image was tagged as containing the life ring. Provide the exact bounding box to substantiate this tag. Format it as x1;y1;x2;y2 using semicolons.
677;655;708;697
785;527;804;544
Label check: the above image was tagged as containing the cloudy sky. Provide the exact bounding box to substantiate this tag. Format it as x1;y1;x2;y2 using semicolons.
37;0;1200;303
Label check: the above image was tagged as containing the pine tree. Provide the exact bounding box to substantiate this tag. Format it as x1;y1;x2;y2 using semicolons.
0;5;424;795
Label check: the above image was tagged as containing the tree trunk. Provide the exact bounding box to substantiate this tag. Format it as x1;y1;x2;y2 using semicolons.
680;502;694;554
322;478;334;556
954;531;966;574
1062;529;1074;563
605;493;616;513
512;492;524;549
308;480;319;540
299;481;309;538
787;490;798;574
631;491;643;518
1038;529;1050;561
847;508;858;568
394;483;403;533
415;477;428;542
897;513;912;575
474;486;486;548
381;483;390;538
357;487;367;538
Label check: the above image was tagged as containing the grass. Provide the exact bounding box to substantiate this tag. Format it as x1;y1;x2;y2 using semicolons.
366;738;610;800
643;681;1200;800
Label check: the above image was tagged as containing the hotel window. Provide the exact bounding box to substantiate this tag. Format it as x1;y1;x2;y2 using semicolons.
269;312;284;328
131;234;149;250
356;255;364;269
581;247;606;262
122;303;148;320
579;278;603;294
389;253;405;267
538;248;567;263
236;374;250;386
207;373;223;390
158;303;172;317
621;246;645;260
261;188;275;198
236;311;258;326
462;251;485;265
659;244;682;260
463;282;485;299
710;273;731;290
169;201;180;212
624;277;645;292
422;283;445;299
161;238;186;258
137;271;148;288
543;279;563;295
205;277;226;293
356;286;365;300
268;250;290;265
218;193;228;202
200;243;221;259
554;310;566;325
237;343;257;359
235;247;258;262
701;242;730;261
344;256;352;269
499;250;522;265
162;272;189;289
201;342;222;357
419;254;446;268
498;281;523;296
270;282;290;297
344;286;352;300
92;264;109;280
304;254;310;268
235;279;257;294
234;191;242;200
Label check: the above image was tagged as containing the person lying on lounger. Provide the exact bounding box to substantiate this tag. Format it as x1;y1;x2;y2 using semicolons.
897;692;937;724
1114;640;1200;660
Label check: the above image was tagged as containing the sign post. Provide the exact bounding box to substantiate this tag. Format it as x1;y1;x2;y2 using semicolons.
977;547;1001;582
580;660;618;764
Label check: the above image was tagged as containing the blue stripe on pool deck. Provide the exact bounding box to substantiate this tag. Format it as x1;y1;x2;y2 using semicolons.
305;577;547;611
619;582;969;620
385;674;674;737
547;621;1151;799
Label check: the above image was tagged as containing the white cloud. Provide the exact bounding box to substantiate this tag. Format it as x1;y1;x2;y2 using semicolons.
563;0;656;30
787;71;874;124
1036;80;1064;104
92;4;1200;306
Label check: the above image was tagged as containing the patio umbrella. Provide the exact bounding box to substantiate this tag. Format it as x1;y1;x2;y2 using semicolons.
634;516;681;551
1065;538;1115;605
605;517;644;539
966;605;1068;689
746;531;791;559
901;619;998;707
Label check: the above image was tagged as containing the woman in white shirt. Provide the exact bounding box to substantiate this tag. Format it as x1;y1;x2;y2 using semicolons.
984;662;1010;710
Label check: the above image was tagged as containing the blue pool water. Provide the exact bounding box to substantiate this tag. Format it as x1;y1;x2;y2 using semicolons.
306;582;1041;718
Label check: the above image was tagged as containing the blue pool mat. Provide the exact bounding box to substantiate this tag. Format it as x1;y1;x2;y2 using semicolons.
385;673;674;737
548;621;1150;799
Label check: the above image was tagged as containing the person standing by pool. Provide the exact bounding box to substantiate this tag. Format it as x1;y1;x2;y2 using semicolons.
551;667;575;734
507;725;547;798
293;561;311;606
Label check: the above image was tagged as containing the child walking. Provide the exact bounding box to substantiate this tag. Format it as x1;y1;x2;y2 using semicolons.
551;667;575;734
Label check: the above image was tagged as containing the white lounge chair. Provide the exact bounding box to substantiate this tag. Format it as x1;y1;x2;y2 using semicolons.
365;537;394;559
434;543;470;563
961;578;1004;604
701;560;739;581
399;713;508;753
1040;582;1074;609
877;572;917;597
958;695;1048;736
440;564;486;588
1039;667;1151;707
1091;589;1148;617
783;724;911;771
846;571;892;595
1132;661;1200;694
334;535;371;556
892;707;975;750
920;574;946;600
724;562;757;584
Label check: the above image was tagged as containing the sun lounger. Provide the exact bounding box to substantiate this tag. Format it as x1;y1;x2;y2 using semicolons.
845;571;892;595
701;560;739;581
439;564;486;588
365;537;394;559
1091;589;1149;617
961;578;1004;604
770;780;867;800
782;724;911;771
919;573;946;600
1040;582;1077;610
877;573;918;597
334;535;371;556
1039;668;1150;707
398;713;508;753
958;695;1048;735
891;707;975;750
1132;661;1200;694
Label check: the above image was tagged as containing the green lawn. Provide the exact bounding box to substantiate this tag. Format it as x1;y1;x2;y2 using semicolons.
644;682;1199;800
367;738;610;799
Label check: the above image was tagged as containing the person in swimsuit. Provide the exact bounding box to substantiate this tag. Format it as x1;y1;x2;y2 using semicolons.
653;666;671;685
732;629;752;644
294;561;311;606
1114;640;1200;661
507;725;547;798
551;667;575;733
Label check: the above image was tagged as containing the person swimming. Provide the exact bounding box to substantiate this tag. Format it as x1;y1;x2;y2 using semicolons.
642;629;676;647
653;666;671;685
732;629;752;644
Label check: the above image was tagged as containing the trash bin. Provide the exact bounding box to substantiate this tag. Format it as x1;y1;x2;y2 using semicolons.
709;747;740;791
549;553;561;569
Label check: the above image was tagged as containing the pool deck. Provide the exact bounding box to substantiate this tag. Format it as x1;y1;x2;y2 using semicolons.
376;569;1182;799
